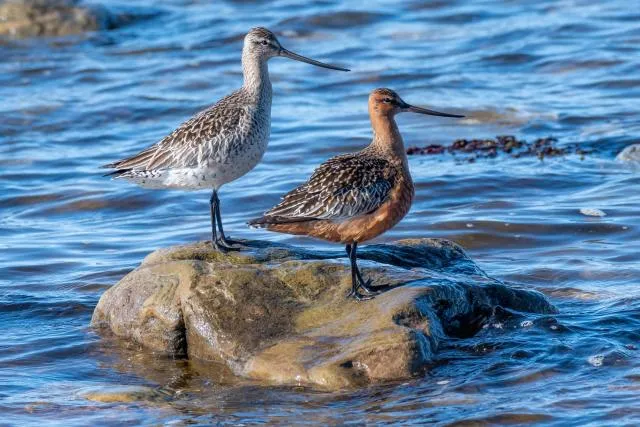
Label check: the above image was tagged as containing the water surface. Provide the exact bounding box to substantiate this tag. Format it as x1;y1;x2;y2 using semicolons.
1;0;639;425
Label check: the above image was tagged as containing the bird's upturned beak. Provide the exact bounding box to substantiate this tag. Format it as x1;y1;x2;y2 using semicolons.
403;102;464;118
279;47;350;72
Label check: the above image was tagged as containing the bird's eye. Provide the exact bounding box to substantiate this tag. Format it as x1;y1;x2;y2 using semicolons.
383;98;393;104
261;40;269;46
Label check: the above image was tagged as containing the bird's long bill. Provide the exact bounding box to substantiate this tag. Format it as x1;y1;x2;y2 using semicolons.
279;48;350;71
406;104;464;118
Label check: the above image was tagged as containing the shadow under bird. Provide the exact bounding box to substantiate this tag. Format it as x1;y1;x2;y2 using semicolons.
102;27;349;251
249;88;464;300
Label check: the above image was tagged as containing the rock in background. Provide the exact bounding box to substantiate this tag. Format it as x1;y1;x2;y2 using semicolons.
0;0;103;37
91;239;556;389
0;0;155;38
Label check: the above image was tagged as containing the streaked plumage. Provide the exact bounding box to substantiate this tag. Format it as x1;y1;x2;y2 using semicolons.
264;153;397;221
104;90;269;190
250;88;464;299
102;27;348;251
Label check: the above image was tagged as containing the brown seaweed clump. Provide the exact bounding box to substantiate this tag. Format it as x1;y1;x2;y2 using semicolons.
407;135;593;161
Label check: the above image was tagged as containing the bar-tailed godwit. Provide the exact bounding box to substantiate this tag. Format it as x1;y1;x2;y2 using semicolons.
103;27;349;251
249;88;463;300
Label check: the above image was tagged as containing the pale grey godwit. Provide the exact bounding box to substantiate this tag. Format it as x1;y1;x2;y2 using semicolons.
103;27;349;252
249;88;464;300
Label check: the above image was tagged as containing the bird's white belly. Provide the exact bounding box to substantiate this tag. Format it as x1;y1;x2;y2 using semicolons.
121;102;271;191
137;134;268;190
212;135;267;185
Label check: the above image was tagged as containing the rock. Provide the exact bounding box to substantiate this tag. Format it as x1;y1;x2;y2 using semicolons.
616;143;640;163
79;385;169;403
91;239;556;389
0;0;113;38
580;208;606;217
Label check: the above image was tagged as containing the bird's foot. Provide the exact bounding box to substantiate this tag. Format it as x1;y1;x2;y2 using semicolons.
357;278;381;295
214;238;240;251
211;240;229;253
211;239;239;253
218;235;242;247
346;287;376;301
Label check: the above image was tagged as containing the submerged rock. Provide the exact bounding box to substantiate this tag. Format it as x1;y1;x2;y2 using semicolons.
80;385;169;403
92;239;556;389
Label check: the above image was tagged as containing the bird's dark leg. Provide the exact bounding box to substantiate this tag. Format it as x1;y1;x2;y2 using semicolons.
346;242;375;301
209;191;225;252
350;242;380;295
211;190;239;251
346;244;357;297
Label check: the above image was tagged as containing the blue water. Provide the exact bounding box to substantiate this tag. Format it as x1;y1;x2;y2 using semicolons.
1;0;640;425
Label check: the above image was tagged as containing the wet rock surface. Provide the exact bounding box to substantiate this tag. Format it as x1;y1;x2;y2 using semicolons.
91;239;556;389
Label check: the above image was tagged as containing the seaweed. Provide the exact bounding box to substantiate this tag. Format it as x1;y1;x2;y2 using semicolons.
407;135;594;162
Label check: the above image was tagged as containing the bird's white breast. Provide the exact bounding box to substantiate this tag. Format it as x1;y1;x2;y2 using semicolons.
161;106;270;190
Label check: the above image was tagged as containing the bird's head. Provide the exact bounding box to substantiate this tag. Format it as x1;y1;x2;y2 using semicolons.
244;27;349;71
369;88;464;118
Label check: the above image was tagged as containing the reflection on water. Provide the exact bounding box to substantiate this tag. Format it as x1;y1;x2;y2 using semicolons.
1;0;639;424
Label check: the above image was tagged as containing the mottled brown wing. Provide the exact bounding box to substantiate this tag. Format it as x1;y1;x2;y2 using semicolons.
103;91;248;171
265;154;397;220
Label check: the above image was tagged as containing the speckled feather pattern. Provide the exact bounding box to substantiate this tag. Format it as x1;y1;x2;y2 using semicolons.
249;87;419;244
104;87;271;189
103;26;280;191
263;150;398;220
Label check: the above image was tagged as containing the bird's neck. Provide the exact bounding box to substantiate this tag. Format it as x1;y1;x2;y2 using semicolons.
368;113;408;168
241;52;272;100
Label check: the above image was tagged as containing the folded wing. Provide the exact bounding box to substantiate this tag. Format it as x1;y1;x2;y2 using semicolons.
258;154;397;223
103;92;248;172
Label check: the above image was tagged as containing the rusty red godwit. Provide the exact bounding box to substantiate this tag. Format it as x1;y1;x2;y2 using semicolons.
249;88;464;300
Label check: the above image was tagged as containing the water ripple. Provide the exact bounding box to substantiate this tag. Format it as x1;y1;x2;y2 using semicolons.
1;0;639;424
